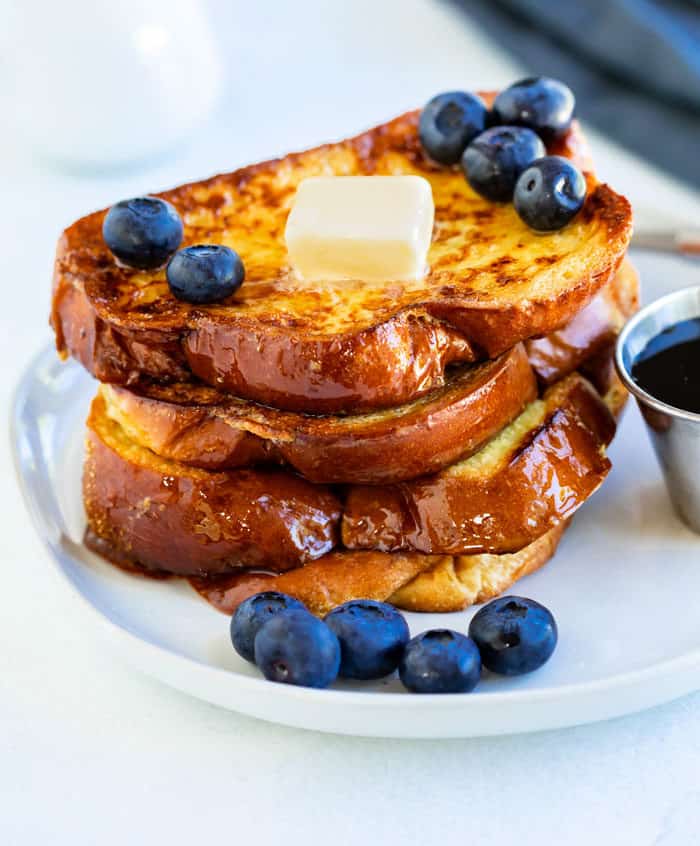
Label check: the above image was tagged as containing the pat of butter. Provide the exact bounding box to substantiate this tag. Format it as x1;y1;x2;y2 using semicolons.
285;176;434;282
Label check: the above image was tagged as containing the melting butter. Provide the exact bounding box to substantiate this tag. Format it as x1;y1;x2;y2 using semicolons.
285;175;434;282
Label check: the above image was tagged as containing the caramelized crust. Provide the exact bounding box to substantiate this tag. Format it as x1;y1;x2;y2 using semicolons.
96;259;636;483
84;395;341;575
389;524;566;613
84;370;616;577
189;551;437;616
83;359;627;610
53;93;631;413
102;344;537;484
526;258;638;385
189;524;566;616
342;374;615;555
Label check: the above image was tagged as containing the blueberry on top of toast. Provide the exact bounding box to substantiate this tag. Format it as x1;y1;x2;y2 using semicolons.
492;77;575;141
418;91;488;165
167;244;245;304
461;125;545;202
102;197;183;270
514;156;587;232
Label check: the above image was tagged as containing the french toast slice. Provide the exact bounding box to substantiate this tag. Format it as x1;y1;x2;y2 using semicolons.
189;525;566;616
526;257;638;386
84;394;342;576
342;373;616;555
96;259;637;483
53;93;632;414
85;369;616;578
101;344;537;484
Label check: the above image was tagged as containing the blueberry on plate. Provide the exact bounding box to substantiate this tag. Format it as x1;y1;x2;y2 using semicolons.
230;591;306;663
324;599;409;680
419;91;488;165
399;629;481;694
254;609;341;689
514;156;586;231
468;595;558;676
461;126;545;202
492;77;575;141
102;196;183;269
167;244;245;304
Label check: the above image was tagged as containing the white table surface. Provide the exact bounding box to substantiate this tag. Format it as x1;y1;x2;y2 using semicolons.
2;2;700;843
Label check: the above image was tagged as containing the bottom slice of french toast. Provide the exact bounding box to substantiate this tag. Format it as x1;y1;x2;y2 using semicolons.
188;524;566;616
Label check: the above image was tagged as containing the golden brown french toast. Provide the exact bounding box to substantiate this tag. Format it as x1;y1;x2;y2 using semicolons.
388;525;566;614
84;394;341;575
53;92;632;414
189;524;566;616
206;368;627;615
85;369;616;578
96;259;637;483
342;373;616;555
101;344;537;484
526;257;638;385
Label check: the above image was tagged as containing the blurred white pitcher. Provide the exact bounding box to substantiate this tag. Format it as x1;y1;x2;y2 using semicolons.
3;0;223;168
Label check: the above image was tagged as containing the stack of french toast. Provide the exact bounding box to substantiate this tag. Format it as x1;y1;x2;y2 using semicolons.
50;87;634;616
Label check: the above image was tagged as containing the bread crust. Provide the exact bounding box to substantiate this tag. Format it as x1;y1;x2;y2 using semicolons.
84;370;615;576
342;374;615;555
187;372;628;614
102;344;537;484
52;94;631;413
83;367;627;612
96;259;636;484
526;258;638;386
187;524;566;616
84;395;342;575
390;524;566;613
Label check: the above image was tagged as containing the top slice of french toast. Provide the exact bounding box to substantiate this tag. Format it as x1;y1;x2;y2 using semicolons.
52;92;632;413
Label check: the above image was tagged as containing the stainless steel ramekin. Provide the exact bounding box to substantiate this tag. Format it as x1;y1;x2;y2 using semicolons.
615;285;700;534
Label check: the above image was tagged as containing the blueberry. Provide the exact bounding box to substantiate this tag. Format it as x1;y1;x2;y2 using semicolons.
419;91;488;165
230;591;306;663
514;156;586;231
492;77;575;141
469;595;558;675
167;244;245;304
102;196;183;269
461;126;545;202
324;600;409;680
254;609;341;689
399;629;481;694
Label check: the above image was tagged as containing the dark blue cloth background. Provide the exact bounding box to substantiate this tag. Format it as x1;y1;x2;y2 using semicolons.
447;0;700;187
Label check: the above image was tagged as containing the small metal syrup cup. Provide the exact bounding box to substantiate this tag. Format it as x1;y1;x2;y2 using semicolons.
615;285;700;534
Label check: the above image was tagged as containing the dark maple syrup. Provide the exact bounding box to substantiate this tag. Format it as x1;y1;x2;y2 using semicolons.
631;317;700;413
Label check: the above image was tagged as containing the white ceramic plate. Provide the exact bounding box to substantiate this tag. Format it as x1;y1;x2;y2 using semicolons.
13;318;700;738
